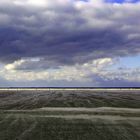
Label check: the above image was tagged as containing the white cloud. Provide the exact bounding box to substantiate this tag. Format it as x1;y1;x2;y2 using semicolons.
99;67;140;82
5;59;26;70
0;57;113;82
0;56;140;85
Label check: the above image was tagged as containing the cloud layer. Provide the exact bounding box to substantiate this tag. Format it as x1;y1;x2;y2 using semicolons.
0;0;140;86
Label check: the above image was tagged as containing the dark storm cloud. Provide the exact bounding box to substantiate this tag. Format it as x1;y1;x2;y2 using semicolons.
0;0;140;67
0;27;126;64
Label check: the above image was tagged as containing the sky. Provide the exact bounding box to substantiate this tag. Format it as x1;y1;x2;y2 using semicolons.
0;0;140;87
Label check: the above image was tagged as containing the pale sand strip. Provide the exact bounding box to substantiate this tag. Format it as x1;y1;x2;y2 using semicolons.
31;114;140;121
0;88;140;91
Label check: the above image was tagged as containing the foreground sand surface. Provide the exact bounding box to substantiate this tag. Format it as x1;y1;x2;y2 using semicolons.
0;89;140;109
0;89;140;140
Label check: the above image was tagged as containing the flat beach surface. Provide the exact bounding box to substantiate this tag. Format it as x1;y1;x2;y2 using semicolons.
0;89;140;140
